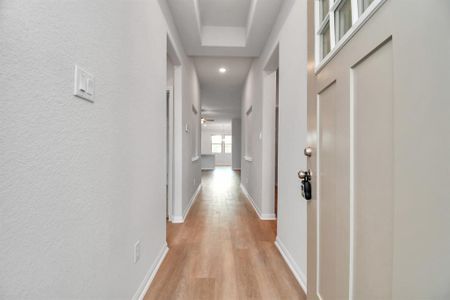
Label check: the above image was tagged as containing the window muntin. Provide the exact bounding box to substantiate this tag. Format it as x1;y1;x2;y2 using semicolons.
315;0;384;66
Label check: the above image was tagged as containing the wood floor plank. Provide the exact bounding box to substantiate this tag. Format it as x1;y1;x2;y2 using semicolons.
144;167;306;300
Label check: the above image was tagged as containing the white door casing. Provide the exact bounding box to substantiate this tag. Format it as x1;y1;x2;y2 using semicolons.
166;87;174;222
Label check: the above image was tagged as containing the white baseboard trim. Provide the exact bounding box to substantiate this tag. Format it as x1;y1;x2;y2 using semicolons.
240;183;276;220
274;237;307;294
171;183;202;223
183;183;202;221
171;215;184;223
260;211;277;220
132;242;169;300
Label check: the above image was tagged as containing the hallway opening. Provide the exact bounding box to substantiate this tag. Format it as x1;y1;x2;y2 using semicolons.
146;167;305;300
200;122;233;169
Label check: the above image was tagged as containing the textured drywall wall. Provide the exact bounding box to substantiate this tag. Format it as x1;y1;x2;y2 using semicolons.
0;1;174;298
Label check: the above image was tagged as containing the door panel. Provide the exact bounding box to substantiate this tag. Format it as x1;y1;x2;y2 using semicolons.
316;82;350;300
317;82;338;300
351;40;393;299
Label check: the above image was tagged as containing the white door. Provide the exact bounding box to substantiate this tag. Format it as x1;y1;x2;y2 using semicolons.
306;0;450;299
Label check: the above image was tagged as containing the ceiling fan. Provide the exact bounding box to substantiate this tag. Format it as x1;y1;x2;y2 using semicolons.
201;117;215;124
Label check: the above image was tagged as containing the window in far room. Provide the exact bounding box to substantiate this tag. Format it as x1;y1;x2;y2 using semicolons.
211;135;222;153
224;135;232;154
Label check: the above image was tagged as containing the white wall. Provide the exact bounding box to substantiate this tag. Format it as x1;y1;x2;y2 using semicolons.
158;0;202;222
240;0;308;290
0;1;165;298
232;118;242;170
201;126;232;166
0;1;200;298
180;61;201;218
167;57;174;87
276;0;308;288
241;61;263;211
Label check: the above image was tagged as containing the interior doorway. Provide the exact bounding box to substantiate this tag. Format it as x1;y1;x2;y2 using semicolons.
261;44;279;221
165;34;182;226
201;121;233;170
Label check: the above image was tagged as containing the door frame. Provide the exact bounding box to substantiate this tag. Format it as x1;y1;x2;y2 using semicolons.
167;34;183;223
166;87;174;222
260;44;279;220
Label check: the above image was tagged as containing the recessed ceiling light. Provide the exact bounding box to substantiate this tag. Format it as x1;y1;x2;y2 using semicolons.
219;67;227;73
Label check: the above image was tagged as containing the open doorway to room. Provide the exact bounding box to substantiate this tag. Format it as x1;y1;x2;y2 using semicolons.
261;44;279;222
165;35;182;228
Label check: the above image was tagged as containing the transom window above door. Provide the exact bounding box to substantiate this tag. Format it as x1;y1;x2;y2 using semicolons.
315;0;385;69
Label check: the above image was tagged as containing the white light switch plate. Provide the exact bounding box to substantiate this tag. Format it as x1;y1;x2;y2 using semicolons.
74;65;94;102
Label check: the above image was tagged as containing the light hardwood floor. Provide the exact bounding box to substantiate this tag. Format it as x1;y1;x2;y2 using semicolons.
144;167;306;300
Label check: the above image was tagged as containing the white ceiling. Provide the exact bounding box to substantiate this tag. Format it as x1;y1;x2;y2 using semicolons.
166;0;283;122
167;0;283;57
199;0;251;27
194;57;253;91
200;88;241;121
195;57;252;121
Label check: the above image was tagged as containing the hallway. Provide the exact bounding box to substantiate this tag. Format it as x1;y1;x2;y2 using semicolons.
145;168;305;300
3;1;450;298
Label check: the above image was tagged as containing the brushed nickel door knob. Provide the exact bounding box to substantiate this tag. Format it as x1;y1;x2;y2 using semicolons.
298;169;311;181
304;146;313;157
